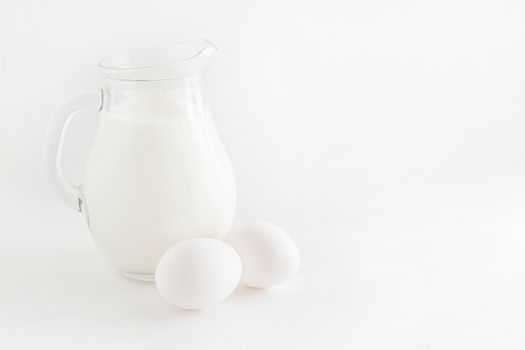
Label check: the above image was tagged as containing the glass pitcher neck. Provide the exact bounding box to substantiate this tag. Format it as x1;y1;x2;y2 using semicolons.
98;40;216;119
104;74;203;90
102;76;208;119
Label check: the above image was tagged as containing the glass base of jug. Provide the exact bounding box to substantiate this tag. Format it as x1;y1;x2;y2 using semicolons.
121;272;155;282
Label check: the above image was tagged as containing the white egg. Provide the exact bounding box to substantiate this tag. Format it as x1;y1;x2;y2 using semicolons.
155;238;242;310
224;222;300;288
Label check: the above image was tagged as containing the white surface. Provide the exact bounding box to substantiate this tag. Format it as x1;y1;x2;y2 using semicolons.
1;0;525;349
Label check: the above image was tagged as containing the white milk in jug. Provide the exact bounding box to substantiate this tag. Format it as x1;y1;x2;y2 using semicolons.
82;92;236;279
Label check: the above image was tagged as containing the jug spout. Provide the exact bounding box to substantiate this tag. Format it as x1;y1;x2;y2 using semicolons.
99;39;217;81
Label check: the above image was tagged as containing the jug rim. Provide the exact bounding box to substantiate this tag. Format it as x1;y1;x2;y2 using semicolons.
98;39;217;81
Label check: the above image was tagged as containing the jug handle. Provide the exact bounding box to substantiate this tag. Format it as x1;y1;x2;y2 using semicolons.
43;90;104;212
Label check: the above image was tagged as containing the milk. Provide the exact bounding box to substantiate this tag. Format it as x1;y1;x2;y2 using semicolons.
82;94;236;279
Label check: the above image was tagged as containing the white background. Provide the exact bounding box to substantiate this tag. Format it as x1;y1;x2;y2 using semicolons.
1;0;525;348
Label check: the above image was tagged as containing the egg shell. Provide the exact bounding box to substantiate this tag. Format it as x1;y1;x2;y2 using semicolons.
155;238;242;310
224;222;300;288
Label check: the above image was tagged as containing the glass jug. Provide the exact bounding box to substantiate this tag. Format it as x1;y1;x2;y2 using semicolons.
44;40;236;281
